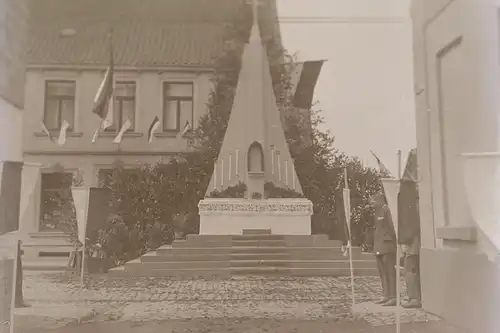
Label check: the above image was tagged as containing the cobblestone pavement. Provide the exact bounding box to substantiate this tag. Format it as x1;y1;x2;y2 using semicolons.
22;272;440;327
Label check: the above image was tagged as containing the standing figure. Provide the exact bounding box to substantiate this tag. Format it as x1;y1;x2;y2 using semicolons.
370;192;397;306
15;240;29;308
398;149;421;308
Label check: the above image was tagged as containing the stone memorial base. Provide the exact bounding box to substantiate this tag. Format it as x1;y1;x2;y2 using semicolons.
198;198;313;235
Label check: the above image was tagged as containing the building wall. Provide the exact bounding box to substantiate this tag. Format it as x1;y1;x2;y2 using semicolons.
0;0;29;237
21;68;213;234
23;68;212;156
411;1;500;332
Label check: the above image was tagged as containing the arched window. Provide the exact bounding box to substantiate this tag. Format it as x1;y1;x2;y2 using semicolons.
247;141;264;172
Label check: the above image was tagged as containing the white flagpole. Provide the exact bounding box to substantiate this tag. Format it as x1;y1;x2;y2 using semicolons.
220;159;224;188
229;153;232;182
344;168;355;306
10;238;20;333
395;149;402;333
235;150;239;177
278;154;281;181
285;160;289;186
271;147;275;174
213;162;217;191
80;188;90;287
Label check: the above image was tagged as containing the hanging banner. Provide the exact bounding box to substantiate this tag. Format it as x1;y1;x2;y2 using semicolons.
71;187;90;245
343;188;351;235
19;163;41;231
381;178;401;235
86;188;111;241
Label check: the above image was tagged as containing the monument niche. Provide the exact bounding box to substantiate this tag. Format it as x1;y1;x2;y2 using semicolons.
198;4;313;235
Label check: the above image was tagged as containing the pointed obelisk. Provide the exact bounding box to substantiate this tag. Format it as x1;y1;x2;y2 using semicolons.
206;0;302;197
198;0;313;235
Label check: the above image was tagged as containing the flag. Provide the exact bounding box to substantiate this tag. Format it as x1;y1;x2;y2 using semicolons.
91;98;114;143
40;121;55;143
342;168;351;240
283;60;324;147
180;120;191;137
71;187;91;245
91;129;100;144
402;148;418;182
398;148;420;245
287;60;325;110
113;119;132;144
148;116;160;143
57;120;70;146
370;150;393;177
92;31;114;143
92;32;114;120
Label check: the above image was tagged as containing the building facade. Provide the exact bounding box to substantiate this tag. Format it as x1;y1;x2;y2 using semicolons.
411;1;500;332
20;0;282;264
0;0;29;234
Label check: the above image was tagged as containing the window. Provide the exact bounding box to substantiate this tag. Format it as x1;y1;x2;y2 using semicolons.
39;172;74;231
105;81;136;132
163;82;193;132
44;81;76;131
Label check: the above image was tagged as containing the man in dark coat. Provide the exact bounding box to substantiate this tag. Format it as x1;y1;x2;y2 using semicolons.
370;192;397;306
15;240;29;308
397;149;421;308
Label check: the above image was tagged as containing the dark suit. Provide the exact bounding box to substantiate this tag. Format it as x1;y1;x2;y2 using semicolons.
398;179;422;301
373;204;397;299
15;241;24;307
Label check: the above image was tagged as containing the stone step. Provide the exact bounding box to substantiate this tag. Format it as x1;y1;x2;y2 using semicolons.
242;229;272;235
230;253;290;261
141;252;232;262
186;235;233;242
109;266;377;277
229;259;377;269
126;260;230;270
232;235;285;241
158;245;370;259
172;240;232;248
27;232;69;240
146;251;369;262
22;258;69;271
109;267;230;278
286;247;363;257
230;267;378;276
231;239;287;247
158;246;233;256
230;246;289;254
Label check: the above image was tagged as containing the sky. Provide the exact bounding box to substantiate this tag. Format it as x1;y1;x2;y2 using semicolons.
276;0;415;175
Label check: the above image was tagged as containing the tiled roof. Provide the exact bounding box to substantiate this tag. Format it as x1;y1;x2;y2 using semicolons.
27;0;280;68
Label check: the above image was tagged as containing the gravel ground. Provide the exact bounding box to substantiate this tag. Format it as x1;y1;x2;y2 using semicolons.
13;271;455;332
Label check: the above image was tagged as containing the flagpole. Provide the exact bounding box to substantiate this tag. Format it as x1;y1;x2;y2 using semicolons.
80;187;90;287
395;149;402;333
344;168;355;306
9;238;20;333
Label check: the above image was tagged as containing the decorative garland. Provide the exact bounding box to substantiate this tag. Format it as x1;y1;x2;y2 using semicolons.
208;181;247;198
264;182;304;199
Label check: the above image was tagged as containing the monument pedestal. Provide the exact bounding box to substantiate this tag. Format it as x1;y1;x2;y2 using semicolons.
198;198;313;235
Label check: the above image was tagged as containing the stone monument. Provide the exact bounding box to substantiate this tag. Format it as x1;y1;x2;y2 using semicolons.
198;1;313;235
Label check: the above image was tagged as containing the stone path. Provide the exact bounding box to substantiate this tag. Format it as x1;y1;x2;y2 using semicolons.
20;272;440;328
